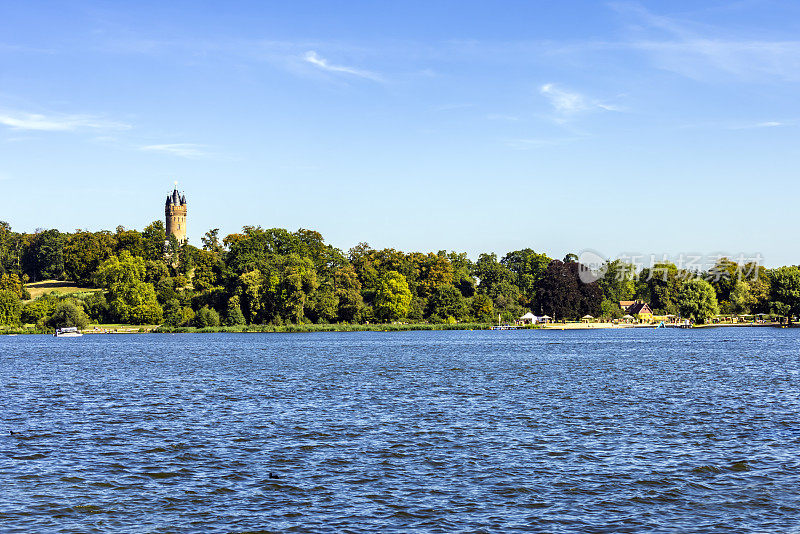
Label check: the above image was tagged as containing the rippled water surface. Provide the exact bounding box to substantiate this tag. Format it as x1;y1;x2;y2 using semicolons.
2;329;800;532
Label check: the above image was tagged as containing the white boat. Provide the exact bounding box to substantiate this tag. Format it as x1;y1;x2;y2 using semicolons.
54;327;83;338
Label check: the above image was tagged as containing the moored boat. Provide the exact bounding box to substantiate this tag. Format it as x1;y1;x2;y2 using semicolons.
54;327;83;338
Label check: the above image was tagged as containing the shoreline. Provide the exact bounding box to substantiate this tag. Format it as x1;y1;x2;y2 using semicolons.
1;322;792;335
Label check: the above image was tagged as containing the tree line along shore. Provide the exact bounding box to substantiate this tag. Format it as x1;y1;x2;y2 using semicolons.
1;221;799;333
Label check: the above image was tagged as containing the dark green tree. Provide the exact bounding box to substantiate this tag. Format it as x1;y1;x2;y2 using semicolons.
333;265;363;322
501;248;552;307
677;278;719;323
47;301;90;330
427;284;468;321
225;296;247;326
194;305;220;327
23;229;65;281
201;228;223;254
63;231;115;285
534;260;601;320
770;266;800;324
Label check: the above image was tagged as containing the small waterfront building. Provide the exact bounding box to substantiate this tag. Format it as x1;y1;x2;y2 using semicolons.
520;312;537;325
627;301;654;322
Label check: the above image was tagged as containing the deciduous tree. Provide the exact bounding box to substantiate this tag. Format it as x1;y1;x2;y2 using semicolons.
677;278;719;324
0;290;22;326
375;270;412;322
770;266;800;324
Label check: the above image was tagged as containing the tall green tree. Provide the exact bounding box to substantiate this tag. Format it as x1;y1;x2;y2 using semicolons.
333;265;363;322
636;262;683;314
95;252;163;324
447;251;476;298
501;248;551;307
427;284;468;321
114;228;145;257
64;231;115;285
142;221;168;261
375;270;412;322
412;252;454;300
0;290;22;326
0;273;27;299
598;260;636;303
470;293;493;321
677;278;719;323
225;296;247;326
201;228;223;254
770;266;800;324
23;229;65;281
729;280;755;315
280;254;319;323
0;221;25;275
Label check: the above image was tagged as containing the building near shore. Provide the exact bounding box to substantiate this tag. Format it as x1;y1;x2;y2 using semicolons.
627;301;653;321
165;184;187;243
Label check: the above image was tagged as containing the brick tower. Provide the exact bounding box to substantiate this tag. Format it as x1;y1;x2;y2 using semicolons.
165;183;187;243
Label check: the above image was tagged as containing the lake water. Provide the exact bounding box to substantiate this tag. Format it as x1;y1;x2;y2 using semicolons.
1;328;799;533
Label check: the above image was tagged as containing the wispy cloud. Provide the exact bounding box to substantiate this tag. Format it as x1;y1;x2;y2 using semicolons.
303;50;382;81
613;3;800;82
680;119;794;131
0;110;131;131
539;83;621;120
732;120;788;129
140;143;209;158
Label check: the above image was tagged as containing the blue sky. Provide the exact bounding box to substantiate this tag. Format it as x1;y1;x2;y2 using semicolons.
1;1;799;266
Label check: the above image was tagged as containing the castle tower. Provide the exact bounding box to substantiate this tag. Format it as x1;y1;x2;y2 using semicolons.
165;183;187;243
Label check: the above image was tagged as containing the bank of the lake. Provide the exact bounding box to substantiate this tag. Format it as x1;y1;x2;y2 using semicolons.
3;321;794;335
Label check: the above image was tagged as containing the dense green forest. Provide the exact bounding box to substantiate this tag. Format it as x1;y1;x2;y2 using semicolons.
1;220;799;329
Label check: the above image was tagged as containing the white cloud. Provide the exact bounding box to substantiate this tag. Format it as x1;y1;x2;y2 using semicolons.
303;50;382;81
736;120;787;129
0;110;130;131
539;84;621;118
681;119;794;131
540;84;589;114
140;143;208;158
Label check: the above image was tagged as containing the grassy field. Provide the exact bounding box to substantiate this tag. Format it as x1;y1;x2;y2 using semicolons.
84;324;161;333
2;324;161;335
25;280;100;300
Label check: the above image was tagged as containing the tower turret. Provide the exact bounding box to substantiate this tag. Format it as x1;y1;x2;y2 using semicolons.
165;183;187;243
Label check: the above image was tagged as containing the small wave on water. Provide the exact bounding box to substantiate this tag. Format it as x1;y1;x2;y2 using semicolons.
1;329;800;532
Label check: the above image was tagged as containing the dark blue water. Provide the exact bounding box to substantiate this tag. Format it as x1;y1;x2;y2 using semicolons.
1;329;799;533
